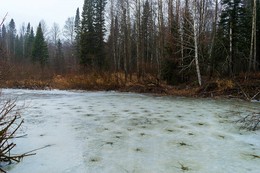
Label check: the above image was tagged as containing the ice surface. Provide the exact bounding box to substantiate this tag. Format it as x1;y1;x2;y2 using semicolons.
1;89;259;173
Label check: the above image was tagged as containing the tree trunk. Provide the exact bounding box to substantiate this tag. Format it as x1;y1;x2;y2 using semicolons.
253;0;257;71
193;0;202;86
249;0;256;71
209;0;218;78
229;22;233;75
136;0;141;80
157;0;164;82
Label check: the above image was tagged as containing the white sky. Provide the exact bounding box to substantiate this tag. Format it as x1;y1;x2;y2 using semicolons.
0;0;84;31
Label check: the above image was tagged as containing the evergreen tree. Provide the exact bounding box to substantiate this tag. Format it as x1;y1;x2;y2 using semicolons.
218;0;250;74
54;39;64;73
162;0;182;84
80;0;107;69
15;34;23;60
24;23;32;59
1;25;6;41
80;0;96;67
75;8;81;59
32;23;49;69
94;0;107;69
8;19;16;55
256;0;260;70
0;25;7;60
141;0;152;64
25;26;35;60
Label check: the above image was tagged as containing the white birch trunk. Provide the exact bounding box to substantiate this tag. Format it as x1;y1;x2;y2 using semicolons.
193;0;202;86
249;0;256;71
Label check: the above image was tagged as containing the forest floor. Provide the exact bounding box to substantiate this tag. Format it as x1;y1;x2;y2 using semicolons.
0;72;259;101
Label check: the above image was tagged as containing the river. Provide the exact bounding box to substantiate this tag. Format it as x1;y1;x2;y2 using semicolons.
1;89;259;173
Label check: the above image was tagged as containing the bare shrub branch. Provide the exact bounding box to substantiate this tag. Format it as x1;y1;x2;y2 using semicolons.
0;99;34;172
236;112;260;131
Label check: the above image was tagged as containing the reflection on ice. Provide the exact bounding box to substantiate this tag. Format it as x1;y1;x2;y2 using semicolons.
1;89;259;173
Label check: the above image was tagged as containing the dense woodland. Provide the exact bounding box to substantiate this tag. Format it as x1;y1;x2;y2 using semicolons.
0;0;259;88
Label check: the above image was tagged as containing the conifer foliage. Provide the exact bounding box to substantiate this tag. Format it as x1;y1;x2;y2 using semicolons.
32;23;49;69
79;0;107;69
0;0;259;86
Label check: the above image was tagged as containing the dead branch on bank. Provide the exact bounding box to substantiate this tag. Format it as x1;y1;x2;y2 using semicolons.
236;112;260;131
0;99;34;173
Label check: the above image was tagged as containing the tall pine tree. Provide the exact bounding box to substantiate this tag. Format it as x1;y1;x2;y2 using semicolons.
74;8;81;61
25;23;35;60
94;0;107;69
218;0;250;75
8;19;16;56
80;0;95;67
80;0;107;69
32;23;49;69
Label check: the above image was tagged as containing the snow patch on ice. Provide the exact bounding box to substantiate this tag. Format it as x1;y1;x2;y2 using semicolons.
1;89;259;173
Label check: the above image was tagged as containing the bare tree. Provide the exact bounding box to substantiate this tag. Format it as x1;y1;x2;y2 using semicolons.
157;0;164;82
19;23;26;58
63;17;75;45
135;0;142;79
0;98;35;172
192;0;202;86
50;22;60;45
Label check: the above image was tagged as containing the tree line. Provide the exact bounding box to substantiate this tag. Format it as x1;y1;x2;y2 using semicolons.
0;0;259;86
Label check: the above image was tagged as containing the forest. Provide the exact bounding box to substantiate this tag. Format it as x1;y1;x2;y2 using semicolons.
0;0;259;171
0;0;259;97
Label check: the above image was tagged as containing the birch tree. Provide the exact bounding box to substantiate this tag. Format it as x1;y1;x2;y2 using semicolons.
63;17;75;45
50;22;60;45
249;0;257;71
192;0;202;86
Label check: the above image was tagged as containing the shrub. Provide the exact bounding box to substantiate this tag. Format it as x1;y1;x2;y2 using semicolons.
0;98;31;172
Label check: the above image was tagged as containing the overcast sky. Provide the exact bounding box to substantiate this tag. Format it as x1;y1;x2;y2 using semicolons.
0;0;84;31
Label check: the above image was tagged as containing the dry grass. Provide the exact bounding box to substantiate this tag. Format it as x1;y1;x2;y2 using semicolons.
52;72;125;90
215;79;235;91
1;63;259;100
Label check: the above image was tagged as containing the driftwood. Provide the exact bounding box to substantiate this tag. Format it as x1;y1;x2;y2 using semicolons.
236;112;260;131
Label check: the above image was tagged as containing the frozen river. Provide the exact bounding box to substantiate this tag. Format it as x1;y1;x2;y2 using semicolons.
1;89;260;173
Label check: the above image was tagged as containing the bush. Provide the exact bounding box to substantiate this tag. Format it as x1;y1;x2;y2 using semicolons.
236;112;260;131
0;98;31;172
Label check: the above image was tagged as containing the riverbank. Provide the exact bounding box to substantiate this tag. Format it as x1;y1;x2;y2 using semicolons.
0;72;259;101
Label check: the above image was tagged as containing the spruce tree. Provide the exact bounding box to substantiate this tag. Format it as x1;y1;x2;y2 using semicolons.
80;0;95;67
0;25;7;60
80;0;107;69
94;0;107;69
74;8;81;59
27;27;35;59
54;39;64;73
32;23;49;69
218;0;250;74
8;19;16;55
